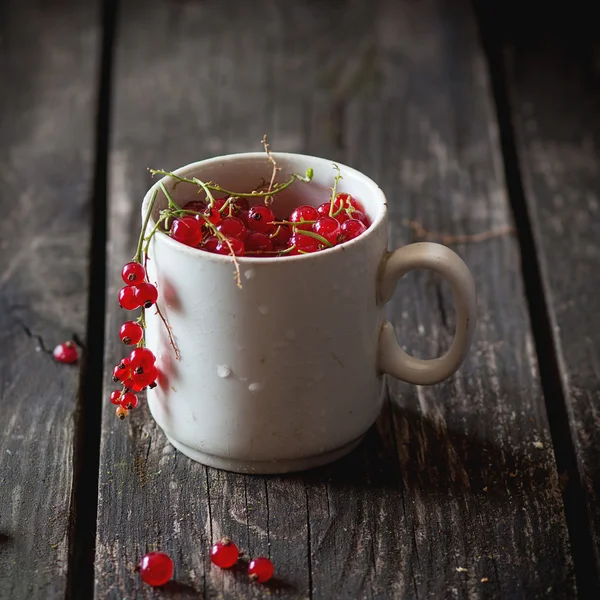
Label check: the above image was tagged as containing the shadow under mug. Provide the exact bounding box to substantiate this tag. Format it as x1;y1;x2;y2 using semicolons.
143;153;477;474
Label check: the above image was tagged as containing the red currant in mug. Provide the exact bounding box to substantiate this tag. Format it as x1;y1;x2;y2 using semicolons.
289;205;318;231
247;205;275;234
245;232;273;253
313;217;340;246
340;219;367;242
170;216;203;247
288;233;321;254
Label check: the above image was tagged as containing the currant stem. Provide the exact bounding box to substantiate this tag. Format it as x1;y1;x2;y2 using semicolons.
328;164;342;217
155;303;180;360
295;229;333;247
149;169;311;199
134;188;159;263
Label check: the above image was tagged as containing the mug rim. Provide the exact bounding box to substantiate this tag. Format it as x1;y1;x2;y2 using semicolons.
142;152;388;264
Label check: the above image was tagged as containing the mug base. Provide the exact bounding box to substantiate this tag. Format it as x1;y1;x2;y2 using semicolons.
165;434;365;474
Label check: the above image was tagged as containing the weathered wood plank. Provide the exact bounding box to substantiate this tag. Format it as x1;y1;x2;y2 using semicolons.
96;0;575;598
0;1;99;598
506;24;600;588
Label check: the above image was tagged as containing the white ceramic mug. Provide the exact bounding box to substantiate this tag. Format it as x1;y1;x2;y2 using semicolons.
143;153;477;474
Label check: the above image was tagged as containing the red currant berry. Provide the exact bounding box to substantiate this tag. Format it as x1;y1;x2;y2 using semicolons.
245;232;273;253
118;286;142;310
119;321;143;345
129;347;156;369
216;237;245;256
289;205;319;231
238;210;250;226
53;341;78;364
335;211;350;224
134;283;158;309
120;391;138;410
217;217;247;240
170;216;203;247
313;217;341;246
289;233;321;254
138;551;174;587
110;390;123;405
351;210;370;226
123;377;146;393
203;206;221;225
337;192;364;212
271;225;291;248
248;557;274;583
233;197;249;212
132;365;159;388
340;219;367;242
210;538;239;569
113;358;132;382
183;199;207;213
201;236;219;253
247;205;275;234
317;201;334;218
121;262;146;286
116;405;128;420
213;198;228;211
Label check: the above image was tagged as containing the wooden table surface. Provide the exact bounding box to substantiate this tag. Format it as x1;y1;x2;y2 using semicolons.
1;1;599;598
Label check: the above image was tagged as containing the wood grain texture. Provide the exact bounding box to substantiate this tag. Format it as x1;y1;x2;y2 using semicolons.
507;37;600;579
0;1;99;597
96;0;575;597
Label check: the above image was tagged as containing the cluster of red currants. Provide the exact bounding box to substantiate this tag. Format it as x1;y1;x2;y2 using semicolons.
111;261;159;419
168;192;371;257
138;539;273;587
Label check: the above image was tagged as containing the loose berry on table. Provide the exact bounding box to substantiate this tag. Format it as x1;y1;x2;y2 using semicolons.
138;551;174;587
210;538;240;569
53;341;78;364
248;556;274;583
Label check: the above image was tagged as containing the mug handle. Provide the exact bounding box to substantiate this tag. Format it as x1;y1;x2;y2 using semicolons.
377;242;477;385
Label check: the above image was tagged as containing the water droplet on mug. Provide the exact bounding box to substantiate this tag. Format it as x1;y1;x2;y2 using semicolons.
258;305;270;315
244;269;255;280
249;382;263;393
217;364;231;378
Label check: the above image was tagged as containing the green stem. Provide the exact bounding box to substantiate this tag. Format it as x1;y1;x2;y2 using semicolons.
328;164;342;217
159;182;182;211
134;189;159;263
271;219;317;226
149;169;310;199
192;178;217;208
296;229;333;247
143;213;168;256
